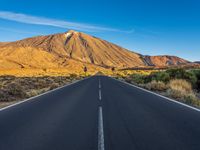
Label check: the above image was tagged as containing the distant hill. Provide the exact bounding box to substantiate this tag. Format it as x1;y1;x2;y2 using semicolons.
0;30;192;70
143;55;190;66
0;42;7;46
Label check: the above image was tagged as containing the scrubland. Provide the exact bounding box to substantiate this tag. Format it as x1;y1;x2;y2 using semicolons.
0;67;154;108
0;67;200;109
119;68;200;107
0;75;87;108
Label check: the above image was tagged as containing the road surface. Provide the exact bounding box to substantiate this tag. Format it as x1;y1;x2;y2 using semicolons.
0;76;200;150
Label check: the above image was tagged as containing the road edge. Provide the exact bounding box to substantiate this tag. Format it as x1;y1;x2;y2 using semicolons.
0;76;91;112
111;77;200;112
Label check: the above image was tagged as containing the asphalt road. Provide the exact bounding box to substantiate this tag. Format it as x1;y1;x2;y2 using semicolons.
0;76;200;150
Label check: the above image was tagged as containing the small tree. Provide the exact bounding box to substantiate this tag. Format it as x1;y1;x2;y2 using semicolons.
84;66;87;75
111;67;115;72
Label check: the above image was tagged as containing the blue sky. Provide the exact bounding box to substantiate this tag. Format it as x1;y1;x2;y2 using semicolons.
0;0;199;61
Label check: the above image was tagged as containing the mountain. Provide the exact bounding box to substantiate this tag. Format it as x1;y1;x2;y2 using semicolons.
0;42;6;46
143;55;190;66
0;30;191;70
194;61;200;64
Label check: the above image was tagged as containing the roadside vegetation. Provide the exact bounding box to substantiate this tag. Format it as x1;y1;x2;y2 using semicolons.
1;67;200;109
118;68;200;107
0;75;87;107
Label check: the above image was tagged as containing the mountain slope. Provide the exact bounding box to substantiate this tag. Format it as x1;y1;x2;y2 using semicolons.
0;30;191;70
143;55;190;66
0;30;145;69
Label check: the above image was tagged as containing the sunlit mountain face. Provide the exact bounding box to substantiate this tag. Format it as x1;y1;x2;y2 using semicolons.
0;30;191;70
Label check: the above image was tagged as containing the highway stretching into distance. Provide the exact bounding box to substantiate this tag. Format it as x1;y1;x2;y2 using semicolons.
0;76;200;150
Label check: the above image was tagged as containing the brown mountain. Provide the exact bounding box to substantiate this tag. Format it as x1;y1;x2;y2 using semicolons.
143;55;190;66
0;42;7;46
0;30;191;70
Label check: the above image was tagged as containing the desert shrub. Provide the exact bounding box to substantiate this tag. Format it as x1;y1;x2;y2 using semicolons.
192;69;200;78
85;74;92;77
167;79;195;99
184;94;200;106
167;68;186;79
169;79;193;93
0;82;28;101
192;69;200;91
0;75;15;80
130;74;145;84
143;74;154;83
69;74;77;79
146;80;168;91
26;89;41;97
124;77;132;83
0;90;8;101
49;83;60;90
167;88;200;106
6;83;27;98
115;73;123;79
26;88;49;97
167;88;185;99
166;68;197;85
0;76;80;103
151;71;170;83
183;71;197;86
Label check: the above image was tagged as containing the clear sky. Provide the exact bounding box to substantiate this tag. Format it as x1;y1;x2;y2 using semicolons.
0;0;199;61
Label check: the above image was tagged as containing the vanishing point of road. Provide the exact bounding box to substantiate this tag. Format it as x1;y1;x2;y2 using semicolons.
0;76;200;150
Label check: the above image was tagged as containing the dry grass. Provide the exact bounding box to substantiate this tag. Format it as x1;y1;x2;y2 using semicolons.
0;76;80;103
168;79;193;98
26;88;50;97
122;70;200;107
0;101;19;108
166;79;200;106
146;80;168;91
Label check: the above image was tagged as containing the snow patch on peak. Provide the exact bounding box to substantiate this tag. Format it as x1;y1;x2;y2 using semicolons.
64;32;72;38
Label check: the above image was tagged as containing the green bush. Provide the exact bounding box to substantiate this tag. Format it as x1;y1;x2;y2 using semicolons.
130;74;145;84
184;94;200;107
167;68;186;79
192;69;200;91
152;72;170;83
166;68;197;86
192;69;200;78
184;71;197;86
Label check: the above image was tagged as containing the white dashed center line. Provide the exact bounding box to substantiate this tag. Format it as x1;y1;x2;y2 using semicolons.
98;106;105;150
99;79;101;89
99;89;102;101
99;79;102;101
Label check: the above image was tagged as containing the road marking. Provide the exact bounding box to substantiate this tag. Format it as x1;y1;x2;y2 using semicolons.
99;89;102;100
112;77;200;112
98;106;105;150
0;77;92;112
99;79;101;89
